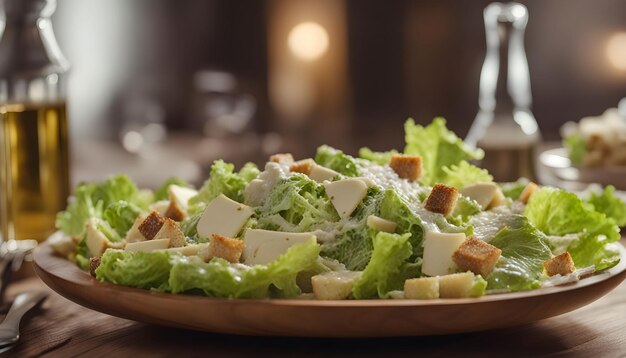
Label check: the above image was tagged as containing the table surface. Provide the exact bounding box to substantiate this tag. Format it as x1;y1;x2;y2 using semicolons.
2;242;626;358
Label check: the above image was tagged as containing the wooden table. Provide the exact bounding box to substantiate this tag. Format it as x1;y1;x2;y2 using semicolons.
3;252;626;358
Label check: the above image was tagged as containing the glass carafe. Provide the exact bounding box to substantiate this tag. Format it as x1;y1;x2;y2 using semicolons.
466;2;540;182
0;0;70;241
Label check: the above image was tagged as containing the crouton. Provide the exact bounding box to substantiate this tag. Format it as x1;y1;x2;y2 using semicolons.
389;154;423;182
89;256;101;278
519;182;539;204
203;234;245;263
164;202;185;222
424;183;459;216
138;211;165;240
452;236;502;277
153;218;186;248
544;252;576;276
404;277;439;299
290;158;315;175
270;153;294;165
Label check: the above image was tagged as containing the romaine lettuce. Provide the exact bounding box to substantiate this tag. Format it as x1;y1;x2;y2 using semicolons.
188;160;259;215
525;187;621;270
315;145;359;177
404;118;484;185
586;186;626;227
440;160;493;189
352;232;415;299
103;201;142;237
96;250;173;290
358;147;398;165
487;216;552;291
56;175;149;237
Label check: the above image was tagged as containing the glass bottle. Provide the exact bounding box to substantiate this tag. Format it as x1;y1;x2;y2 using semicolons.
0;0;70;241
466;2;540;182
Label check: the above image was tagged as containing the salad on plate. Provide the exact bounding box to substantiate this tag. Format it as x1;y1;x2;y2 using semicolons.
49;118;626;300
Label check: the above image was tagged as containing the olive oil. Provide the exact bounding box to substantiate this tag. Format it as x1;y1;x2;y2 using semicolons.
0;103;70;241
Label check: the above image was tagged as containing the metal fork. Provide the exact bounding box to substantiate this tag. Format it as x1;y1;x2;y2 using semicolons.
0;239;38;303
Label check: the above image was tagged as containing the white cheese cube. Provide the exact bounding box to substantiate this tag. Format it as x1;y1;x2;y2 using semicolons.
438;272;476;298
367;215;398;233
309;165;339;183
169;185;198;210
197;194;254;239
311;271;361;300
242;229;315;265
422;231;467;276
125;214;147;243
366;215;397;233
86;219;112;257
149;200;170;216
324;179;368;219
460;183;499;210
404;277;440;299
125;238;171;252
159;243;209;256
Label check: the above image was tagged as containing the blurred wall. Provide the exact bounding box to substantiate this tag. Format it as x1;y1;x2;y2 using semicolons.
36;0;626;153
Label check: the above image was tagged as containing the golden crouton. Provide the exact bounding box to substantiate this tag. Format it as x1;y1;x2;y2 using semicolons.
205;234;245;263
152;218;186;248
89;256;101;277
544;252;576;276
404;277;439;299
138;211;165;241
452;236;502;277
424;183;459;216
518;182;539;204
389;154;423;182
164;201;185;222
270;153;294;165
290;158;316;175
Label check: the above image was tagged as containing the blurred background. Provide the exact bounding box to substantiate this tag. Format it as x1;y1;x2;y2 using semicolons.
10;0;626;186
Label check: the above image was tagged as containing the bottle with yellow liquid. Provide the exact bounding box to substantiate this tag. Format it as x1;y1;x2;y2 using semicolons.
0;0;70;242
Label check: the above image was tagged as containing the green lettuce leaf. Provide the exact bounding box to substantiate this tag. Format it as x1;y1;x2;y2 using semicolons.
499;179;529;200
564;133;586;166
586;186;626;227
358;147;398;165
96;250;173;290
256;175;339;233
169;238;320;298
440;161;493;189
379;189;425;258
56;175;148;237
314;145;359;177
320;187;383;271
404;118;484;185
352;232;414;299
525;187;621;270
188;160;259;215
487;216;552;291
102;201;142;237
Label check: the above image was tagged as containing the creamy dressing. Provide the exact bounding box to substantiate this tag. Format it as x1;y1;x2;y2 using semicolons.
244;162;292;206
470;206;518;242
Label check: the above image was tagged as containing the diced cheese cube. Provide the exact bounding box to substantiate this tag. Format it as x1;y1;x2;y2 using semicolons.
311;271;361;300
489;188;506;208
366;215;397;233
460;183;499;210
324;179;368;219
125;214;147;243
197;194;254;239
159;243;209;256
404;277;440;299
125;238;170;252
85;219;113;257
241;229;315;265
169;185;198;207
49;233;77;256
309;165;339;183
438;272;476;298
149;200;170;216
422;231;467;276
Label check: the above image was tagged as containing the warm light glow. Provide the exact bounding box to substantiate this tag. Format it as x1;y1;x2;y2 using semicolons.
606;32;626;71
288;22;329;61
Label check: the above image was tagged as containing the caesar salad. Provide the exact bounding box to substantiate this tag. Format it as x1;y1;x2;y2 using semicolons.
49;118;626;300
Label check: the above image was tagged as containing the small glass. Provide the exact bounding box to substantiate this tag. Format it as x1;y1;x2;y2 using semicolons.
0;0;70;242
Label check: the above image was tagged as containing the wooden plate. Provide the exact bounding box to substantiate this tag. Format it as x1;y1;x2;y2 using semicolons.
33;241;626;337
